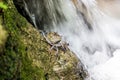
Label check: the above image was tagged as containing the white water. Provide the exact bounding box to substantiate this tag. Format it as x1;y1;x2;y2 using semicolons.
52;0;120;80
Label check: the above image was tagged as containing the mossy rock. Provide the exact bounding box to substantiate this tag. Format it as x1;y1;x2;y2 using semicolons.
20;24;86;80
0;1;45;80
0;0;86;80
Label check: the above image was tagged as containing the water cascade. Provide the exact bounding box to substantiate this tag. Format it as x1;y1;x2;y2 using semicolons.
14;0;120;80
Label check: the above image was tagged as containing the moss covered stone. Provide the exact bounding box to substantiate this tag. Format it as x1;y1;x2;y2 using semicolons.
0;0;86;80
20;24;86;80
0;1;46;80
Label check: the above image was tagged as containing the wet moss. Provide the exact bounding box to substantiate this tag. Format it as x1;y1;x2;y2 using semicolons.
0;0;85;80
21;25;86;80
0;0;46;80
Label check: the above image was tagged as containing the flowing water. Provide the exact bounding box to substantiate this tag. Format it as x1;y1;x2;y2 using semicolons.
14;0;120;80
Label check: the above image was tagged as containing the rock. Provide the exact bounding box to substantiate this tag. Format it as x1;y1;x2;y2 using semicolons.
0;0;86;80
46;32;62;44
21;24;86;80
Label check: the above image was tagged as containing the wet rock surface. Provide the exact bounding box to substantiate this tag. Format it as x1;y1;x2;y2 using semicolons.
0;0;86;80
21;24;86;80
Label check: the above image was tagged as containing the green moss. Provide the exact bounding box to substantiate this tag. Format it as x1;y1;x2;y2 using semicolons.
0;1;46;80
0;2;8;10
0;0;85;80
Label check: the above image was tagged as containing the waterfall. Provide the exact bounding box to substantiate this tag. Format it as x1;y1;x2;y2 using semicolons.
14;0;120;80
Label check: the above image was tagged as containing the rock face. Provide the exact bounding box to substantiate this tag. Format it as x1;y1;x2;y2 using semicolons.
0;0;86;80
21;24;86;80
